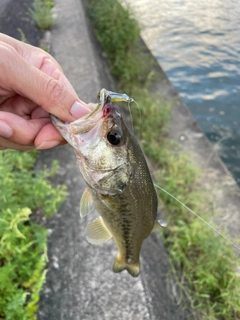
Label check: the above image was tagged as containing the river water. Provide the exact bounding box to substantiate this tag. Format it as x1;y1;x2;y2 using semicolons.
124;0;240;183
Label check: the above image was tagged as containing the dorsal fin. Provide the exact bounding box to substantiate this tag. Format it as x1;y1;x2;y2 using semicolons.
152;219;168;232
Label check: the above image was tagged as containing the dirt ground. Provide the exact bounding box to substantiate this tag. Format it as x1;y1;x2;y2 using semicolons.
0;0;43;45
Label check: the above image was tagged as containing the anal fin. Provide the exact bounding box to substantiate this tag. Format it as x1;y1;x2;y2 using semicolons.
86;217;112;245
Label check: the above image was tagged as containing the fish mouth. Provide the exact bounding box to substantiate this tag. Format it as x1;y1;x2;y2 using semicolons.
50;114;64;126
102;101;118;118
100;90;123;119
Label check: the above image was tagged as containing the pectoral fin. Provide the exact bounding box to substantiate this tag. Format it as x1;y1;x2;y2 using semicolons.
80;188;94;218
86;217;112;244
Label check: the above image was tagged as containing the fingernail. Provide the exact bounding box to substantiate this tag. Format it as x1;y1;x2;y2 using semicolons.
0;120;13;138
70;101;88;118
36;140;60;150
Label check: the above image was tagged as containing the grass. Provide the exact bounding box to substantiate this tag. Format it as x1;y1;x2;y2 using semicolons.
29;0;56;30
88;0;151;91
0;150;67;319
87;0;240;318
17;28;28;43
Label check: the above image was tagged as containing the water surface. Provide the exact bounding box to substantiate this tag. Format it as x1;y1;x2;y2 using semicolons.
125;0;240;182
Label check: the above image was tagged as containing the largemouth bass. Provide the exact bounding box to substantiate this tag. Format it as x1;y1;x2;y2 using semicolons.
51;89;165;277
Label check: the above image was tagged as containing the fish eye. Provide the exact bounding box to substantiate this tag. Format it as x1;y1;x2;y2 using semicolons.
107;130;122;145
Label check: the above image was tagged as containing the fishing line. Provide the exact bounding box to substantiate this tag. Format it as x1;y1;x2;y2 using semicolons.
126;99;134;134
154;184;240;251
206;136;230;169
131;99;142;140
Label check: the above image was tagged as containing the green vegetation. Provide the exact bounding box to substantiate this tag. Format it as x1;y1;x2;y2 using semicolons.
88;0;151;90
87;0;240;319
0;150;67;319
17;28;28;43
29;0;56;30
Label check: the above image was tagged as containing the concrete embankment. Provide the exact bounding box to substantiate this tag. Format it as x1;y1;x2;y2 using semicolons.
34;0;239;320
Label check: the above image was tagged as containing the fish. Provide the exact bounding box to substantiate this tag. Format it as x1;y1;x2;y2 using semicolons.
51;88;165;277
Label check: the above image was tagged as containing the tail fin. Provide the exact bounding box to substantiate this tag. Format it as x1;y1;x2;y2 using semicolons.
112;253;140;277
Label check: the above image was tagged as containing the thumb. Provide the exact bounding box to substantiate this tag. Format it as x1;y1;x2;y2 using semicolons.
1;44;90;121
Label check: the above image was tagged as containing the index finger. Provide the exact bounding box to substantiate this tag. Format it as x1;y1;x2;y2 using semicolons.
0;42;90;121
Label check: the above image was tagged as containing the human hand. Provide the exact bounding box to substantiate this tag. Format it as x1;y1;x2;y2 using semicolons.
0;33;90;150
